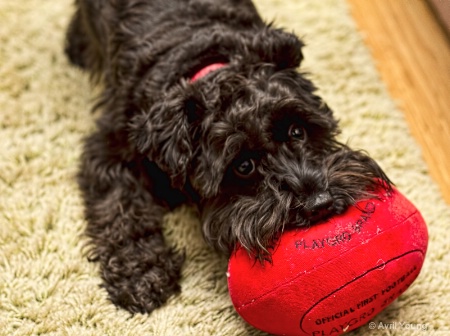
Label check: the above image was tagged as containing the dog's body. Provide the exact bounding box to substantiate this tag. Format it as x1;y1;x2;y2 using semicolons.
66;0;391;314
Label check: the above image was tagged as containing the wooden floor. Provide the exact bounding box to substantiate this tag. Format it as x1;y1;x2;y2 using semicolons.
347;0;450;204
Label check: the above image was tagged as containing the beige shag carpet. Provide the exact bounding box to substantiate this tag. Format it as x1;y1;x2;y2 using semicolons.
1;0;449;335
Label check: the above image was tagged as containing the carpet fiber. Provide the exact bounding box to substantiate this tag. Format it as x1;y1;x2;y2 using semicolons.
1;0;449;335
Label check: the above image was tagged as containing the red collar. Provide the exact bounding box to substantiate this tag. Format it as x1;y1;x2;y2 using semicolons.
190;63;227;82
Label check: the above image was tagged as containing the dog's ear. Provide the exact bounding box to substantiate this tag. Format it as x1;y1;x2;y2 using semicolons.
253;28;304;70
129;95;201;189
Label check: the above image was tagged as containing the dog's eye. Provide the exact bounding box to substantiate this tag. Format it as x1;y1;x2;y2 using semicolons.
233;159;256;178
289;124;306;141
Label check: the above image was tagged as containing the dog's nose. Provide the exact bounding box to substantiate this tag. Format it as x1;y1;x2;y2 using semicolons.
303;191;334;223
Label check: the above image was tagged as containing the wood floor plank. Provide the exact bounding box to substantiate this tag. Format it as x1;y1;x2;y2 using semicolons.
347;0;450;203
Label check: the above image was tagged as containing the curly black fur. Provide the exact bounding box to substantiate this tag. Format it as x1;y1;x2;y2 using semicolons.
66;0;392;314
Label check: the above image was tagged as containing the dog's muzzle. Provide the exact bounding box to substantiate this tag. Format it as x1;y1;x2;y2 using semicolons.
302;190;334;223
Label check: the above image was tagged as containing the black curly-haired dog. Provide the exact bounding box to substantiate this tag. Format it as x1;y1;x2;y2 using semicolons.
65;0;391;314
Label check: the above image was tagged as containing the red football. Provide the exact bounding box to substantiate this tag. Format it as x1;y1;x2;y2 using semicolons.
227;187;428;336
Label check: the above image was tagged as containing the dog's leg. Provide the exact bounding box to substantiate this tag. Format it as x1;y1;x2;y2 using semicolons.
78;132;184;314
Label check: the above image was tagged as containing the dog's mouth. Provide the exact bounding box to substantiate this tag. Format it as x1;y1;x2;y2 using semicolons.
299;207;334;226
291;178;392;228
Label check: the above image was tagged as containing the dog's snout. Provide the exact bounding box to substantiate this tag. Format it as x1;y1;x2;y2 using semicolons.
303;191;334;222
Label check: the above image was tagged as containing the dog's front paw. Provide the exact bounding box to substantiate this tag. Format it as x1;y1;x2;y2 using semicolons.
100;242;185;314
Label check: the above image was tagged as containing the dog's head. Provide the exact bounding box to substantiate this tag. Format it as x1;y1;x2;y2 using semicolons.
130;28;391;261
